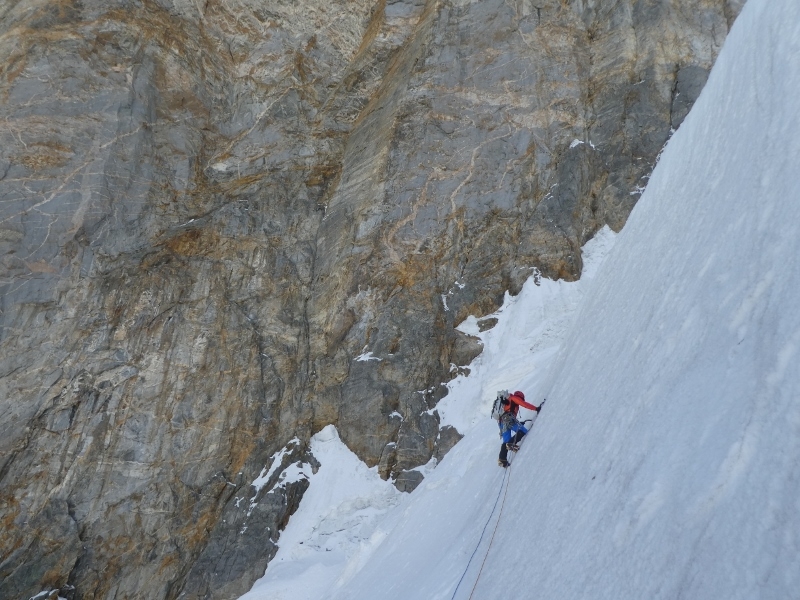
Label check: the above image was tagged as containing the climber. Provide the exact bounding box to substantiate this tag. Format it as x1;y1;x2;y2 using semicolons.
498;391;542;467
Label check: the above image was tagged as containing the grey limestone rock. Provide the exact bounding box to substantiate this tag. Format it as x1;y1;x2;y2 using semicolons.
393;469;425;493
0;0;742;598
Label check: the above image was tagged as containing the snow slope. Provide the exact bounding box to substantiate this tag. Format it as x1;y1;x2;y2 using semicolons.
238;227;617;600
328;0;800;598
239;0;800;598
238;426;400;600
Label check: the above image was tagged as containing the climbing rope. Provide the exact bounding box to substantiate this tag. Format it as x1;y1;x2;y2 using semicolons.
466;454;515;600
451;401;546;599
449;466;510;600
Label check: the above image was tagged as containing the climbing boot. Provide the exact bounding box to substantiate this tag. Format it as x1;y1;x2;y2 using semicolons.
498;459;509;468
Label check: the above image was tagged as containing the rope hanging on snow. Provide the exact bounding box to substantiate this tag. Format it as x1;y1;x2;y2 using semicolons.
467;458;515;600
450;468;510;599
449;466;510;600
452;402;544;599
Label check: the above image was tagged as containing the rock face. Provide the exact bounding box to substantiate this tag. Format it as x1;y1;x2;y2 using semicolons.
0;0;742;598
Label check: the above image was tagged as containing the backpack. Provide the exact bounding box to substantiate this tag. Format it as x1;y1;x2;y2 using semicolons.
491;390;510;420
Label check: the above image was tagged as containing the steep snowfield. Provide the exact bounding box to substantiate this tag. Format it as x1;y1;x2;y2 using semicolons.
238;228;617;600
330;0;800;597
240;0;800;597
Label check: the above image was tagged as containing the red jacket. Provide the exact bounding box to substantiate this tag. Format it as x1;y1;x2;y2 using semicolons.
505;393;538;416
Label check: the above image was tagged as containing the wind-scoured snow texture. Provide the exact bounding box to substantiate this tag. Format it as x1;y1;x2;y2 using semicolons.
330;0;800;598
476;0;800;598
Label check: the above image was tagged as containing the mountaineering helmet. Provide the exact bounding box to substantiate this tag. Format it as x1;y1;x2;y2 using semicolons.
513;391;525;400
